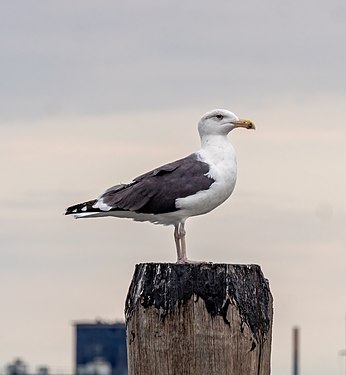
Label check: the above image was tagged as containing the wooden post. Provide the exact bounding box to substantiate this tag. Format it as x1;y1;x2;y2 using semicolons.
125;263;273;375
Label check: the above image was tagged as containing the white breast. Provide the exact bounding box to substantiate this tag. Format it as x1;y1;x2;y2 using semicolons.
176;139;237;218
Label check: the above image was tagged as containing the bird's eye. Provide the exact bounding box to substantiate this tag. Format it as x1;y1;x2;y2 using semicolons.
215;114;223;120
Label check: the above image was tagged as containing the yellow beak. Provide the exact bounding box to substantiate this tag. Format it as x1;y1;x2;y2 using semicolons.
232;119;256;130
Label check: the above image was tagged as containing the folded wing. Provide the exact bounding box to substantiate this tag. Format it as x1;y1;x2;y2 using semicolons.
65;154;214;216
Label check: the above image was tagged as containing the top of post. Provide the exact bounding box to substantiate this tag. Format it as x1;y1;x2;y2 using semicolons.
125;263;272;342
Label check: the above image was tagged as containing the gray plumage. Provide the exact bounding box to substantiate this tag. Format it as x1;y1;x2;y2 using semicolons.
65;154;214;216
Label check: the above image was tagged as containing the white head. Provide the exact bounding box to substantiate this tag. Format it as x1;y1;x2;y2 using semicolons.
198;109;255;137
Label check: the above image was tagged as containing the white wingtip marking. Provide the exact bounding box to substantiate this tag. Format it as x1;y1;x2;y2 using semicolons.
92;199;112;211
74;212;99;219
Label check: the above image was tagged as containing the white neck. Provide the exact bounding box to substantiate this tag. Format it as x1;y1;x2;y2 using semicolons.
198;134;236;166
200;134;230;149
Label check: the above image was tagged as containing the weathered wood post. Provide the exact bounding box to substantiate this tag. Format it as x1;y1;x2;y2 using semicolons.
125;263;273;375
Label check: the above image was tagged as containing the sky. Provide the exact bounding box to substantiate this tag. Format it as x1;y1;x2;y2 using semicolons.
1;0;346;374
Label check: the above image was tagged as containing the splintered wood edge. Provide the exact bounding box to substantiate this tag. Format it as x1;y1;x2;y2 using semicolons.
125;263;273;341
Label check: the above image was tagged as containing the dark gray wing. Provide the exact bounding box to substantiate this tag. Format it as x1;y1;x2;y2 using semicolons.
100;154;214;214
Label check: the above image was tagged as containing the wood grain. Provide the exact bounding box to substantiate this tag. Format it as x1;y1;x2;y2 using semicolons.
125;263;273;375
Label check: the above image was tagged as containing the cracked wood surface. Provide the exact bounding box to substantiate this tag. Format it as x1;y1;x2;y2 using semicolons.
126;263;273;375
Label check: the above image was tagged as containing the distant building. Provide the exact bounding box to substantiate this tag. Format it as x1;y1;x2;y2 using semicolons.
74;321;127;375
6;358;28;375
36;366;50;375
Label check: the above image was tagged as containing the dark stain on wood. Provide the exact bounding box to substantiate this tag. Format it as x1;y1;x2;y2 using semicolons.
125;263;272;341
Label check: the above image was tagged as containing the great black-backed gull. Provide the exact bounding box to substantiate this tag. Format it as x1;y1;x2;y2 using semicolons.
65;109;255;263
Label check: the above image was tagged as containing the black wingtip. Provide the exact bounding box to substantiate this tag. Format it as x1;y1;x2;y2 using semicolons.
65;204;79;215
65;199;98;216
65;206;75;215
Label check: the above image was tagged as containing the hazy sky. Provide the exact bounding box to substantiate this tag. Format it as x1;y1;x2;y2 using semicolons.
1;1;346;374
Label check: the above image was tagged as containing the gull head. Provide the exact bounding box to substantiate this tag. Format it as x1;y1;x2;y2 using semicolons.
198;109;255;137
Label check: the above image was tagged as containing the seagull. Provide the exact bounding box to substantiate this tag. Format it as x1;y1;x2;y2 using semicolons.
65;109;255;263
